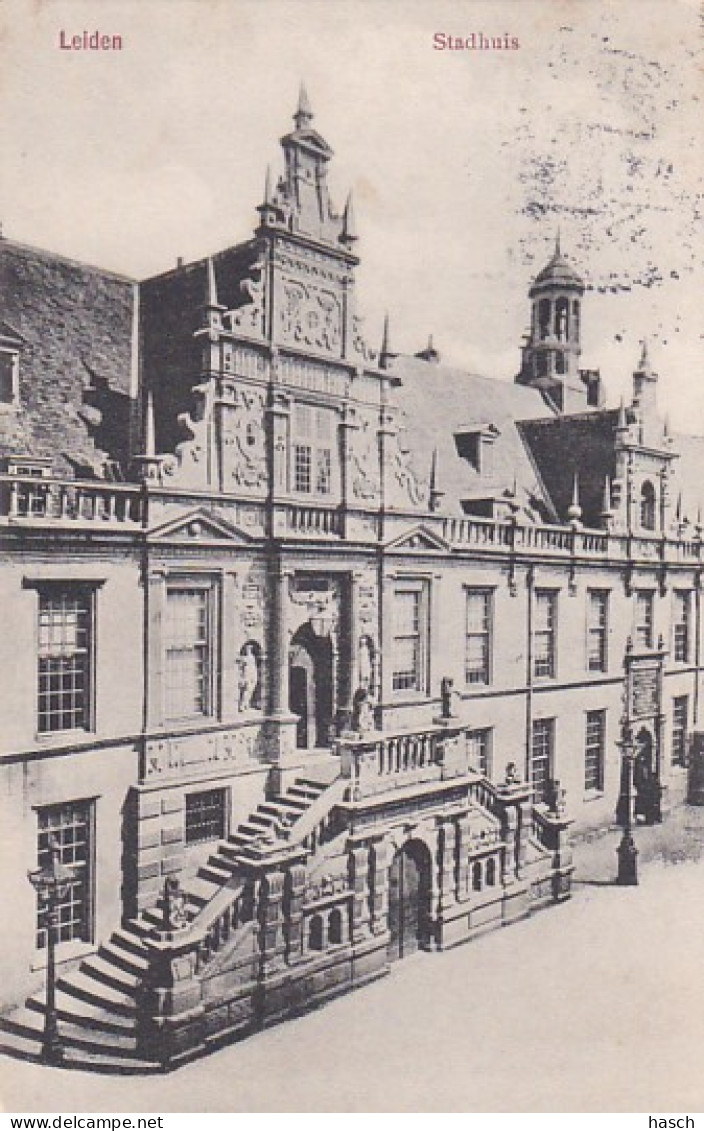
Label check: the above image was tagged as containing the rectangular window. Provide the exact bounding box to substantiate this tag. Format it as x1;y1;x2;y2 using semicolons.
466;728;493;777
531;718;555;804
533;590;557;679
294;443;312;493
465;589;492;686
634;590;655;650
292;403;335;497
587;590;609;673
185;788;227;846
165;586;212;721
584;709;606;793
673;591;691;664
0;349;18;404
36;801;92;948
37;587;93;733
672;695;689;767
391;586;424;693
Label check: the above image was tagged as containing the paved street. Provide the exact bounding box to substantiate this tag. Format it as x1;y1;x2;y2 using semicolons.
2;809;704;1114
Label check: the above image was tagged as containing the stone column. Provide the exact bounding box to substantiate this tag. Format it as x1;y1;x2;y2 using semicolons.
285;861;307;965
350;842;371;942
221;569;238;720
145;567;167;729
456;813;472;901
267;563;290;717
369;838;389;936
437;820;457;914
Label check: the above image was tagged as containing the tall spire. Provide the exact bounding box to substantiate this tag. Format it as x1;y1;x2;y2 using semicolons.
638;338;651;372
380;312;396;369
145;389;156;458
294;82;313;130
341;191;357;243
206;256;219;308
264;164;273;206
555;227;561;258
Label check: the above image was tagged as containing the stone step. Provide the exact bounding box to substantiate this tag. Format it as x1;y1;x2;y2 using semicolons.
198;861;237;885
259;801;303;820
80;954;140;997
56;970;136;1018
99;939;150;977
186;875;222;904
286;785;321;803
26;992;136;1036
9;1007;139;1058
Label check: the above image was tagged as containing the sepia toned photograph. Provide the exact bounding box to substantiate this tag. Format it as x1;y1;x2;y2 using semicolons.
0;0;703;1114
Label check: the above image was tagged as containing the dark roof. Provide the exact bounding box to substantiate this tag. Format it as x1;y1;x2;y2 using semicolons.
530;249;584;294
518;411;619;526
0;239;135;475
390;356;559;519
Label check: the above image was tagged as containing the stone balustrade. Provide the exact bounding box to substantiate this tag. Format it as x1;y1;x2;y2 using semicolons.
336;723;468;799
0;474;143;525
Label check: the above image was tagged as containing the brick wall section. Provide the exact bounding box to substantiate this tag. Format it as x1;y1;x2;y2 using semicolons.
0;239;135;475
139;240;258;455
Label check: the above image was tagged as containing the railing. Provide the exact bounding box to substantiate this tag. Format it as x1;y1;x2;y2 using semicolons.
442;514;701;563
285;503;342;537
0;475;143;525
337;724;467;799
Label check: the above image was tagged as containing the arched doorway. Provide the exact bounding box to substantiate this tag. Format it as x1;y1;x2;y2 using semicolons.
387;840;432;962
634;727;660;824
289;622;334;749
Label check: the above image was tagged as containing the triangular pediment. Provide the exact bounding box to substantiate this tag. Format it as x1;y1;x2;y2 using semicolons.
147;507;255;544
384;524;451;554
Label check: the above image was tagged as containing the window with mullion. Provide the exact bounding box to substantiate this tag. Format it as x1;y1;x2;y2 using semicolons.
584;709;605;792
465;589;492;686
672;695;689;767
185;788;227;845
467;728;493;776
587;590;609;673
291;403;335;498
673;591;691;664
36;801;92;948
531;718;554;803
634;590;655;650
165;586;212;721
37;588;93;733
533;591;557;679
391;587;424;693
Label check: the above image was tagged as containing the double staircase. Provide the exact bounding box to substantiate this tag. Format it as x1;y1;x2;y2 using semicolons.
0;770;339;1073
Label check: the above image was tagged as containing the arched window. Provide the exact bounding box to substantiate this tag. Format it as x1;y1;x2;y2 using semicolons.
555;298;569;342
472;861;483;892
308;914;324;951
538;299;551;340
640;481;656;531
328;907;344;945
486;858;496;886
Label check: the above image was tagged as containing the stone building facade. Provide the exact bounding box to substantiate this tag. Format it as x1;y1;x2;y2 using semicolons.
0;89;702;1070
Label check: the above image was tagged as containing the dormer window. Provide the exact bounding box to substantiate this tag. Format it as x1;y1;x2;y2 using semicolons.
455;423;499;476
0;348;19;406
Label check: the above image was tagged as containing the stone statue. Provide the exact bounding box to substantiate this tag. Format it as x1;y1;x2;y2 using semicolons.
504;761;521;786
358;635;374;690
163;876;189;932
440;676;455;720
351;686;375;733
238;643;259;712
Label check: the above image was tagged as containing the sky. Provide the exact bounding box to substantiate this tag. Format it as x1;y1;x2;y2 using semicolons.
0;0;702;430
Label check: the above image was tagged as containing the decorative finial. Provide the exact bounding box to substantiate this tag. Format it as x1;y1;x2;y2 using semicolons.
429;447;445;512
568;472;582;524
264;165;273;206
601;474;612;516
617;397;628;431
294;82;313;129
341;191;357;243
206;256;219;308
638;338;651;372
380;313;396;369
145;389;156;458
555;227;561;258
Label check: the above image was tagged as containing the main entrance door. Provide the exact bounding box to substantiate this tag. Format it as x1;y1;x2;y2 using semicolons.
387;840;432;962
289;622;334;749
